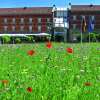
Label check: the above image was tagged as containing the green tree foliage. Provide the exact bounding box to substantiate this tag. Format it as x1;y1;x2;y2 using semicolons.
15;38;21;43
2;36;11;43
26;36;35;42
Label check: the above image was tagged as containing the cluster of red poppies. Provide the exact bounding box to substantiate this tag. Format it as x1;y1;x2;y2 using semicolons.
27;42;73;56
1;80;33;93
1;79;92;94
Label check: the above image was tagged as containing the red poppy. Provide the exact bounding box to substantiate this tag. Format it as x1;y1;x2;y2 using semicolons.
2;80;9;85
27;50;35;56
27;87;32;92
66;48;73;53
84;82;91;86
46;42;52;48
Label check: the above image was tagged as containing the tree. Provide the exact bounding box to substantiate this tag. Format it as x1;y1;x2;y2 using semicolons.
26;36;35;43
15;38;21;43
2;36;11;44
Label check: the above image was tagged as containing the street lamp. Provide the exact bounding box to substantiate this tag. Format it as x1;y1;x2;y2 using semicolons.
63;8;67;43
52;5;57;41
67;3;71;42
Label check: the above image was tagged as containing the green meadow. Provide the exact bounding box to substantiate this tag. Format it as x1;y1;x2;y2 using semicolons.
0;43;100;100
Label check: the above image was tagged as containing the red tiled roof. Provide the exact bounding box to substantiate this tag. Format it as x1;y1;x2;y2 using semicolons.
0;7;52;15
71;5;100;11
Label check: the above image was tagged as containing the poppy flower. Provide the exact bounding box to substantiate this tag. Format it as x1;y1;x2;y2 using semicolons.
84;82;91;86
66;48;73;53
27;87;32;92
2;80;9;85
27;50;35;56
46;42;52;48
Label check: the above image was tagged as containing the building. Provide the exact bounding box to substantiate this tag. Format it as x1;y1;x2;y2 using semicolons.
0;5;99;42
69;4;100;41
0;7;53;34
52;6;68;42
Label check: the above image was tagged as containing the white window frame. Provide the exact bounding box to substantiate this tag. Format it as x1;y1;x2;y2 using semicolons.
20;18;24;24
12;18;16;24
92;15;95;20
47;18;50;22
4;26;8;31
4;18;7;24
73;24;76;29
38;18;41;23
20;26;24;31
29;18;32;24
12;26;15;31
73;15;76;20
38;25;41;32
81;15;85;19
29;25;32;32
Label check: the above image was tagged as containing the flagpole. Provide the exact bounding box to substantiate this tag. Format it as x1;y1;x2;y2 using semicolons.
89;32;90;43
81;18;83;45
81;31;83;44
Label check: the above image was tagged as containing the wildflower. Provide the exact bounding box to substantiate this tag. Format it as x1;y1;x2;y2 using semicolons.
76;75;80;79
2;80;9;84
80;69;85;73
84;82;91;86
66;48;73;53
2;80;9;86
27;87;32;92
83;56;88;60
27;50;35;56
46;42;52;48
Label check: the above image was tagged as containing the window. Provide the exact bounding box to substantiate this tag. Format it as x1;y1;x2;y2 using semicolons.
92;16;95;20
47;18;50;22
57;11;61;18
73;15;76;20
73;24;76;29
29;25;32;32
81;15;85;19
20;26;24;31
12;26;15;31
20;18;24;24
4;18;7;24
38;18;41;23
47;26;50;31
38;25;41;32
4;26;8;31
29;18;32;23
64;11;67;18
12;18;16;24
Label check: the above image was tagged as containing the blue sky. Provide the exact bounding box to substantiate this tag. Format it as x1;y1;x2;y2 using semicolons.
0;0;99;8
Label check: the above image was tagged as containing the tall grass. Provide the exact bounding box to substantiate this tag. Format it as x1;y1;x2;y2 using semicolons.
0;43;100;100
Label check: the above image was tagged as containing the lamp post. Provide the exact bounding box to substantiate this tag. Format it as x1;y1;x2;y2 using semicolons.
63;8;67;43
52;5;57;41
67;3;71;42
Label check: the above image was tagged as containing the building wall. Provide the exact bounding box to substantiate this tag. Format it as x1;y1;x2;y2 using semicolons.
0;14;53;33
70;11;100;31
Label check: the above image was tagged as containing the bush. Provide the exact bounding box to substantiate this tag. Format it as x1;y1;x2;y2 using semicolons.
15;38;21;43
2;36;11;43
96;34;100;41
46;34;51;41
86;33;98;42
26;36;35;43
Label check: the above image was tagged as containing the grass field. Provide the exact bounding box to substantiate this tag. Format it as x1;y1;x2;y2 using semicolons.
0;42;100;100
